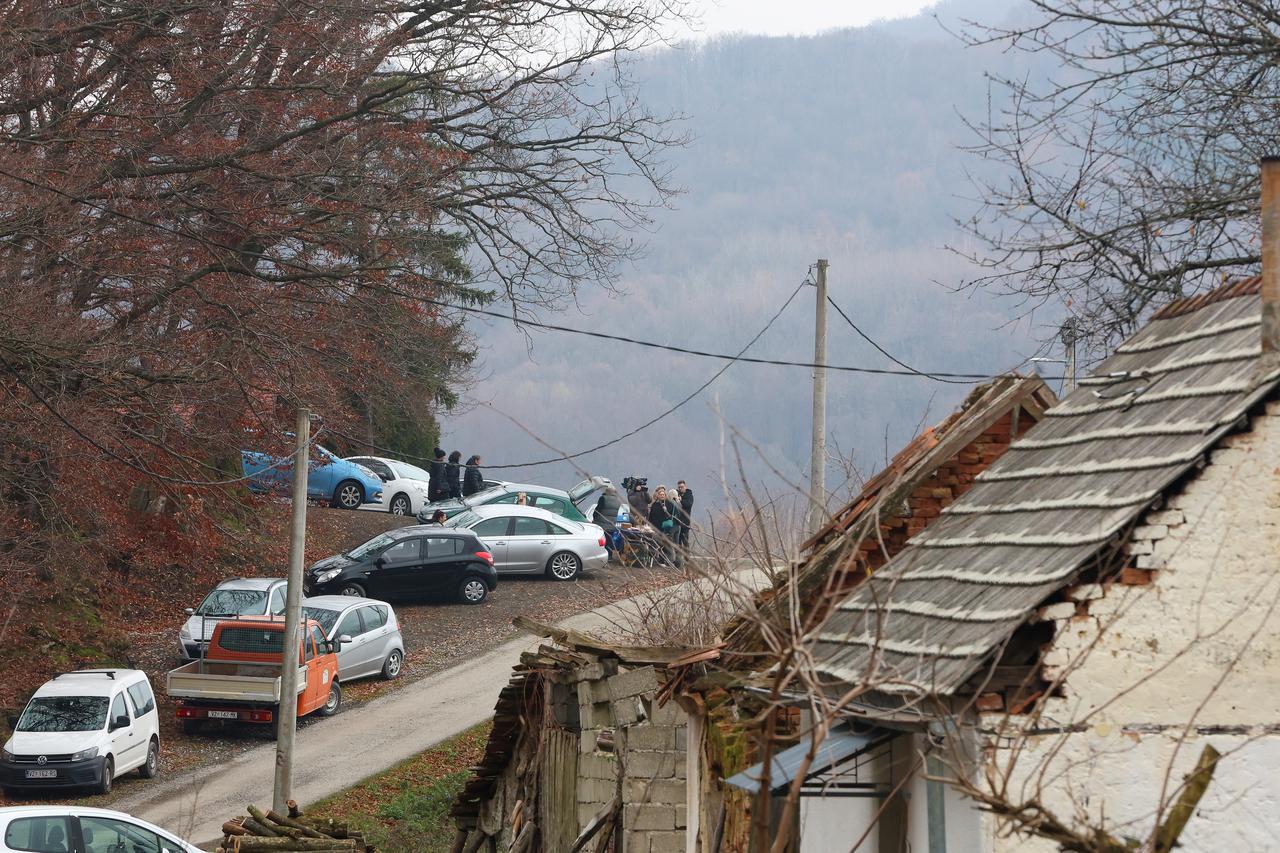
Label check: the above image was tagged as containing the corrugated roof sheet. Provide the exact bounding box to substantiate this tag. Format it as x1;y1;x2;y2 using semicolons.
810;287;1280;696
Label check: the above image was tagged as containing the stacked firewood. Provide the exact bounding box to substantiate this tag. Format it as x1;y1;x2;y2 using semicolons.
216;801;375;853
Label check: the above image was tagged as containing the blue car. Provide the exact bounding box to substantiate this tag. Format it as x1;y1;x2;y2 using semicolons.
242;445;384;510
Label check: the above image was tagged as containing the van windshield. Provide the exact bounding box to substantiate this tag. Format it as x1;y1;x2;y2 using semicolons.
196;589;267;616
18;696;109;732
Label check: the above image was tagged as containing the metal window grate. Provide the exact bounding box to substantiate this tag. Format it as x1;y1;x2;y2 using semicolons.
217;627;285;655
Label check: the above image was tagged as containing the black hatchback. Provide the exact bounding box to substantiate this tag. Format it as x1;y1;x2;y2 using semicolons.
304;526;498;604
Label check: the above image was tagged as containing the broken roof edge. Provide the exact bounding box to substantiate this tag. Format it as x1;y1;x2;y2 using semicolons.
512;615;717;666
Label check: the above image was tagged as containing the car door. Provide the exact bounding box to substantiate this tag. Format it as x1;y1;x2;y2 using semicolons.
371;537;424;597
333;607;373;679
300;625;331;712
4;814;74;853
470;516;513;572
356;604;394;674
266;584;286;617
306;447;339;499
506;516;553;573
107;692;143;773
76;814;186;853
416;536;467;595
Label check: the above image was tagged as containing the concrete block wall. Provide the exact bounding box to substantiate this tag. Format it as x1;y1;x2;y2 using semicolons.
572;662;690;853
980;403;1280;852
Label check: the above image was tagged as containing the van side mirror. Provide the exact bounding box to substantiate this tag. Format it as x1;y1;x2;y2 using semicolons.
6;714;18;731
110;715;129;732
184;607;195;616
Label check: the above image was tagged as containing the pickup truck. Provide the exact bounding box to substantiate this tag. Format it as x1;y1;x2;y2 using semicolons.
166;616;342;733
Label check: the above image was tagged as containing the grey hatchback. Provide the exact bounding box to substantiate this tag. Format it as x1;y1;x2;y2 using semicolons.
301;596;405;681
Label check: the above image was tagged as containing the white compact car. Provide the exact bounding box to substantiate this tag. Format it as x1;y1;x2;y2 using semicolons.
0;806;203;853
177;577;287;660
1;670;160;797
345;456;434;516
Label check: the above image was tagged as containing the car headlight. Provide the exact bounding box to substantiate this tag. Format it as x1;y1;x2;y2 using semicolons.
69;747;99;762
179;625;192;641
316;568;341;583
2;747;15;762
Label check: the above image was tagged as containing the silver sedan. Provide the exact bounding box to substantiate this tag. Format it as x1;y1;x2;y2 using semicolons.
444;505;608;581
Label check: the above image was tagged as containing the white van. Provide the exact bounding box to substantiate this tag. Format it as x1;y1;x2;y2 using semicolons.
1;670;160;797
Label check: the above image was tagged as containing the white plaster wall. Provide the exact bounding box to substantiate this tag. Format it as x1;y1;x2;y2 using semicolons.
982;403;1280;852
800;797;880;853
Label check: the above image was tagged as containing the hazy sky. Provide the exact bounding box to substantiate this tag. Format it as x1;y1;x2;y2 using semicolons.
674;0;935;38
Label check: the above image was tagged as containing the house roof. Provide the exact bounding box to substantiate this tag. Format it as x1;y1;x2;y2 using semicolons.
722;374;1055;656
810;279;1280;697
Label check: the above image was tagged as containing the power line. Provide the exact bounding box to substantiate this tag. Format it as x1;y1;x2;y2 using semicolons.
329;280;810;470
823;293;974;385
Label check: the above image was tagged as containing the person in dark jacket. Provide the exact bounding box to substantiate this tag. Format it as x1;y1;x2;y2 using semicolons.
463;455;484;496
593;486;622;555
428;448;448;502
647;485;678;541
630;483;651;519
675;480;694;547
446;450;463;499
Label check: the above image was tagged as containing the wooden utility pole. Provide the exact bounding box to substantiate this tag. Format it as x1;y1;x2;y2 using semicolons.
273;408;310;813
808;260;829;532
1060;319;1078;395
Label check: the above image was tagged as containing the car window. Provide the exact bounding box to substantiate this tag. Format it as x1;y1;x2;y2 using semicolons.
16;696;108;732
110;693;130;725
381;538;420;563
127;681;156;716
309;624;326;659
444;510;481;529
345;532;395;560
358;459;394;480
547;520;571;536
361;605;388;631
302;607;340;634
472;517;511;537
511;517;551;536
425;537;460;558
4;816;72;852
337;609;363;638
532;496;565;513
79;816;178;853
395;461;432;482
490;492;518;504
196;588;267;616
268;586;285;615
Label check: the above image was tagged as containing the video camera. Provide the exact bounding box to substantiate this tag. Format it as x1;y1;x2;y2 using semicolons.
621;476;648;492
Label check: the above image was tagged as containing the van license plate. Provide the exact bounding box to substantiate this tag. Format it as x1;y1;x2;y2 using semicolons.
24;769;56;779
207;710;239;720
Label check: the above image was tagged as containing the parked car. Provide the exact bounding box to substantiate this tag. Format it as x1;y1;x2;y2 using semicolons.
241;444;383;510
177;577;287;660
167;616;340;734
304;527;497;604
444;505;608;581
343;456;433;516
1;670;160;797
0;806;203;853
301;596;405;681
418;476;611;523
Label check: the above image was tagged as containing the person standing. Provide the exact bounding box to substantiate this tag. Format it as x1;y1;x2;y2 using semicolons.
593;486;622;555
676;480;694;547
631;482;651;519
463;455;484;496
428;448;448;502
447;450;463;499
648;485;678;541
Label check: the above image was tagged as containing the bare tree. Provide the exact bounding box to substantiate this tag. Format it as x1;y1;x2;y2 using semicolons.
954;1;1275;352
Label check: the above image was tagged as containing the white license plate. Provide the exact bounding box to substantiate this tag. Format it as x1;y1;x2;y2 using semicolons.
207;710;239;720
24;769;57;779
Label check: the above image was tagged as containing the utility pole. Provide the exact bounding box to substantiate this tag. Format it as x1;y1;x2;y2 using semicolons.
273;408;310;813
809;259;829;532
1060;319;1079;396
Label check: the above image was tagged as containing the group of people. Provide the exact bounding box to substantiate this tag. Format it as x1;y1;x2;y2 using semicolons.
426;448;485;502
595;476;694;548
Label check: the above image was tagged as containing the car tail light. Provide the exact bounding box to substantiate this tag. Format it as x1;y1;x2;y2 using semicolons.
476;550;494;566
176;707;196;719
249;709;273;723
598;536;606;547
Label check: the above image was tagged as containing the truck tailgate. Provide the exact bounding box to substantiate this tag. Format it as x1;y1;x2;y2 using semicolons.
166;660;307;703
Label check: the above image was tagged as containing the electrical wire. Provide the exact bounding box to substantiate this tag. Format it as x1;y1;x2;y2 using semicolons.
823;293;974;385
328;279;810;470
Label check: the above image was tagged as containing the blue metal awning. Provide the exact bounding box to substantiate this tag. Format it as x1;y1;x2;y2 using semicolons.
724;725;889;795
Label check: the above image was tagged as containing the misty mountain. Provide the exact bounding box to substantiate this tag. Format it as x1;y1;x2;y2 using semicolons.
438;0;1051;519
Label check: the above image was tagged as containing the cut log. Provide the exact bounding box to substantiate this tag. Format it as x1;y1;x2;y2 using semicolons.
268;810;326;838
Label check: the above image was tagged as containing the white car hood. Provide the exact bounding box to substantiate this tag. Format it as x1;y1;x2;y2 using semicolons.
183;613;232;642
6;729;102;756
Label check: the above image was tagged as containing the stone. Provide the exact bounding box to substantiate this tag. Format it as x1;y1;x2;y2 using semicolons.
1125;538;1154;556
1145;509;1185;526
1038;602;1077;621
627;726;677;751
628;751;677;778
625;778;686;802
1064;584;1105;601
608;665;659;701
648;831;686;853
625;804;675;831
612;696;646;726
1131;524;1168;540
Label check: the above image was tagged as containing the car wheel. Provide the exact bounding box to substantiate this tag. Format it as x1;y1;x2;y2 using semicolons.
318;681;342;716
138;737;160;779
181;719;202;735
389;493;411;515
332;480;364;510
96;756;114;796
459;577;488;604
546;551;582;581
382;649;404;680
338;582;366;598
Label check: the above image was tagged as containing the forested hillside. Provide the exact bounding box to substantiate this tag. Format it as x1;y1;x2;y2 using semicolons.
441;0;1044;514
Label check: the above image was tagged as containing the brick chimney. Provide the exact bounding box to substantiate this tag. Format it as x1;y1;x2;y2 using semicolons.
1262;157;1280;353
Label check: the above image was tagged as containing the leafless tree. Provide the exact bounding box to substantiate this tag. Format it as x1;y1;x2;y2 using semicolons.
953;1;1276;354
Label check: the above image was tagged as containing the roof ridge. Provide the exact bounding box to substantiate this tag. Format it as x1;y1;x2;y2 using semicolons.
1150;275;1261;320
